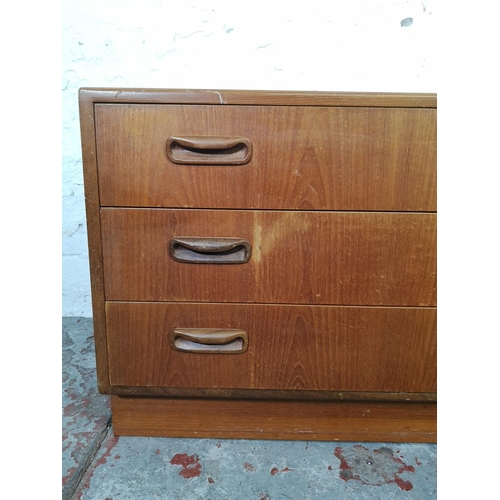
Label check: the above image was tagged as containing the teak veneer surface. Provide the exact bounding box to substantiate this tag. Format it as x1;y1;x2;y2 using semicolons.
111;396;437;443
100;209;437;306
106;302;436;393
95;104;436;211
80;89;437;441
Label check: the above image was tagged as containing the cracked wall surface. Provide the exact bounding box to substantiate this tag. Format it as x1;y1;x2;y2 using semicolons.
62;0;436;316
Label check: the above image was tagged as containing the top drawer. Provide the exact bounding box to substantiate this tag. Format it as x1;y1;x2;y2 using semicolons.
95;104;436;211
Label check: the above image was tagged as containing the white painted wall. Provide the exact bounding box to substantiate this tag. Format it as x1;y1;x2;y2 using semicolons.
62;0;436;317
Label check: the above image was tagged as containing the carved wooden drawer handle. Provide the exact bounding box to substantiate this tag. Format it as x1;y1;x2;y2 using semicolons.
169;328;248;354
166;136;252;165
169;237;251;264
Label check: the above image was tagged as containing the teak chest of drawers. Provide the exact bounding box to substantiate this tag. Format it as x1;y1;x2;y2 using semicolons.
79;89;437;443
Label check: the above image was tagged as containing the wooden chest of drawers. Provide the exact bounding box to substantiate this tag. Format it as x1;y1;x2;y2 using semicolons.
79;89;437;442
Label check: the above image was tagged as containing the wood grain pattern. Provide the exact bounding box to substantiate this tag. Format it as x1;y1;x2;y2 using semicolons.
79;89;438;440
100;209;437;306
111;396;437;443
106;302;436;393
78;92;110;393
95;104;436;211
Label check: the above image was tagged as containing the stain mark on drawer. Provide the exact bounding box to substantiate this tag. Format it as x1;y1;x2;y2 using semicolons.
253;223;263;263
252;212;312;263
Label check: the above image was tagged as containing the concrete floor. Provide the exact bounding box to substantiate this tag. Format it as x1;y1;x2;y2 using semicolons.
62;317;437;500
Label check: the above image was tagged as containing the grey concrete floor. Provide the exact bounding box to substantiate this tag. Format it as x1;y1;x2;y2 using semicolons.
62;317;437;500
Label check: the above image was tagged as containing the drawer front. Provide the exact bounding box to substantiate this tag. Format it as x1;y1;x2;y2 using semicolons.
95;104;436;211
107;302;436;393
101;208;436;306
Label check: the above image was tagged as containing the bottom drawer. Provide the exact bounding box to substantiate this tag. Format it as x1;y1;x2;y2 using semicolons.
107;302;436;395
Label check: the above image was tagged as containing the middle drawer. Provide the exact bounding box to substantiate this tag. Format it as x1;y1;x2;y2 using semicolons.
101;208;436;306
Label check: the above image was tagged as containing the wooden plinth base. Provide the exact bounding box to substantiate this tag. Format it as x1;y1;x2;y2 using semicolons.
111;396;436;443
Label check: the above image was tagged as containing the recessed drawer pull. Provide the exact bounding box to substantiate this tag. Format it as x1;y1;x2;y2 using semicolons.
166;136;252;165
169;328;248;354
169;237;251;264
